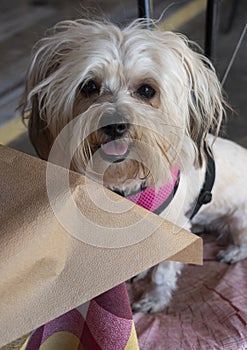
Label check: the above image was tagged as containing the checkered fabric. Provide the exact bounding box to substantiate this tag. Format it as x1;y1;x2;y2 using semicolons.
22;284;139;350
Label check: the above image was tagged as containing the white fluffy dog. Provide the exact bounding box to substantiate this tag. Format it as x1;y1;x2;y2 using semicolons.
23;18;247;313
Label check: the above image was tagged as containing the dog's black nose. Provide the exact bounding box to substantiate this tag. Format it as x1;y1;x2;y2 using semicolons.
101;122;128;137
99;114;129;139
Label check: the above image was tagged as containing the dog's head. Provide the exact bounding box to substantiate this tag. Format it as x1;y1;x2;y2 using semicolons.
23;19;225;195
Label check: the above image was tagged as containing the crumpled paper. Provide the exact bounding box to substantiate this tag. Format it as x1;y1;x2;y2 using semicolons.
0;145;202;347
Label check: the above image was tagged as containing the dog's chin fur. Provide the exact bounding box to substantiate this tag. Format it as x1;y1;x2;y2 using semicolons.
22;18;247;313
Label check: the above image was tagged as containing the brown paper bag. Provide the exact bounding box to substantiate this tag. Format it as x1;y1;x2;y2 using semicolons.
0;145;202;346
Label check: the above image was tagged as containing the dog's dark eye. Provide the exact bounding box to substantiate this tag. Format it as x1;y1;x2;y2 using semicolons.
136;84;156;100
80;80;100;98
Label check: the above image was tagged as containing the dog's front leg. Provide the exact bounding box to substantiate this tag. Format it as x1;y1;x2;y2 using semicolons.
132;261;183;313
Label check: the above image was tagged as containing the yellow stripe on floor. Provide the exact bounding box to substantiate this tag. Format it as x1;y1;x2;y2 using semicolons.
159;0;207;31
0;117;27;145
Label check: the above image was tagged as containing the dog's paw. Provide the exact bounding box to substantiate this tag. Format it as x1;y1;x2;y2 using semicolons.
132;289;171;314
217;244;247;264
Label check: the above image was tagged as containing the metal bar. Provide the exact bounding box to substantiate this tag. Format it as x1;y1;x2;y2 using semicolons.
205;0;220;63
138;0;154;28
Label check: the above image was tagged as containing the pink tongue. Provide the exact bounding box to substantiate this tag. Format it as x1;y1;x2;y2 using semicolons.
101;140;128;156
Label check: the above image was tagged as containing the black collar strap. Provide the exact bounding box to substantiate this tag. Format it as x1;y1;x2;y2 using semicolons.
190;144;215;220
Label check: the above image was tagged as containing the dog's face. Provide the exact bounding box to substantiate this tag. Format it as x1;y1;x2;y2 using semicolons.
23;19;224;195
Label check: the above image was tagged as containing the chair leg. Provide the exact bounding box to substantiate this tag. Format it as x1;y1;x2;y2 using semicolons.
137;0;153;28
205;0;220;64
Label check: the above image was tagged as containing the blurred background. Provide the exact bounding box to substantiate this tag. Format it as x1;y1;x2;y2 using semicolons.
0;0;246;154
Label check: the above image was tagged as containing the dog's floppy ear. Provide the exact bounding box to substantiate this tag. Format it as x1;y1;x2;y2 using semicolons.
22;22;78;160
22;96;53;161
177;38;226;164
156;30;226;164
22;45;56;160
188;53;225;163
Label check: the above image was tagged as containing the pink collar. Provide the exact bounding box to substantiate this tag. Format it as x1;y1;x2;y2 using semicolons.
127;168;180;214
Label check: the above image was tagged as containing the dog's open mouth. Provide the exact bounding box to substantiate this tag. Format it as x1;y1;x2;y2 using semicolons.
99;140;129;163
